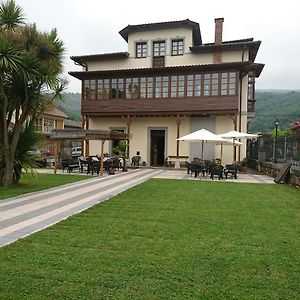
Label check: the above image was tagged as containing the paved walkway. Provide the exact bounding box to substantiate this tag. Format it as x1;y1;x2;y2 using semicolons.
0;168;274;248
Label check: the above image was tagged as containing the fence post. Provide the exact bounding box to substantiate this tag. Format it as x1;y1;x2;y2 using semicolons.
272;137;276;162
284;136;287;162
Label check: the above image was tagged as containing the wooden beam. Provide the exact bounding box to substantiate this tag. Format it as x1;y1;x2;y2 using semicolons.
122;115;135;157
53;140;58;174
175;115;185;158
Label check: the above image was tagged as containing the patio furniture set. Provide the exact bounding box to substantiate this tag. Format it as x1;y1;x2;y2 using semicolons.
62;156;123;175
187;159;239;180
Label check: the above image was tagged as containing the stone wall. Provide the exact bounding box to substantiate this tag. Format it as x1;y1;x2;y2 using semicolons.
248;158;300;187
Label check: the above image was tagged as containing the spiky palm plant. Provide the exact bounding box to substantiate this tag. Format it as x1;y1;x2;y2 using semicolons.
0;0;66;186
12;121;44;183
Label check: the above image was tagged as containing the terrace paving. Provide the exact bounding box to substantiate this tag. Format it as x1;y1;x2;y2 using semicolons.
0;168;274;247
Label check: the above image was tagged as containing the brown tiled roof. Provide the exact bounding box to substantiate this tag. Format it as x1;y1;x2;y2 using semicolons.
119;19;202;46
44;106;69;119
71;52;129;65
190;39;261;62
69;61;257;79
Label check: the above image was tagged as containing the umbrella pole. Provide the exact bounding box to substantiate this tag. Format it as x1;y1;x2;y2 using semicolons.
220;143;223;164
233;138;236;162
201;140;204;160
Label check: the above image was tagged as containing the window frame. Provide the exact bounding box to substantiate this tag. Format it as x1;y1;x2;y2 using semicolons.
171;38;184;56
153;40;166;57
135;42;148;59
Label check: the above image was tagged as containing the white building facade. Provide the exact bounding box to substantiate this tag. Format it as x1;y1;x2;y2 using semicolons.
70;18;264;165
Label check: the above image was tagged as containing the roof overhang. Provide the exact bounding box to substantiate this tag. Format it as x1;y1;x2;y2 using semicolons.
119;19;202;46
69;62;252;80
49;129;130;141
70;52;129;66
190;40;261;62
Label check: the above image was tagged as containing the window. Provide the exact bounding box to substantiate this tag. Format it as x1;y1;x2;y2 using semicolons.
126;78;139;99
97;79;103;99
111;79;124;98
118;78;124;98
136;42;147;58
140;77;154;98
186;74;202;97
44;119;54;133
35;118;43;132
220;72;236;96
194;74;201;96
82;71;238;101
147;77;153;98
171;75;185;97
204;73;219;96
153;41;165;57
83;80;89;100
229;72;236;95
172;39;184;56
162;76;169;98
155;77;161;98
155;76;169;98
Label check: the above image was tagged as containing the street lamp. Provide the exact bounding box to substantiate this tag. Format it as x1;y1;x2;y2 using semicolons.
274;118;279;163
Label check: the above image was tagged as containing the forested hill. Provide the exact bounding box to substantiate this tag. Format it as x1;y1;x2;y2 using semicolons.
249;90;300;132
58;90;300;132
56;93;81;121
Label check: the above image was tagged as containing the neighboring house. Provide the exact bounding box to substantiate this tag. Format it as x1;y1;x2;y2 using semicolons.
35;106;69;155
69;18;264;165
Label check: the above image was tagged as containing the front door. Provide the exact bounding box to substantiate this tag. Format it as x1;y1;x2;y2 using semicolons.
150;130;165;166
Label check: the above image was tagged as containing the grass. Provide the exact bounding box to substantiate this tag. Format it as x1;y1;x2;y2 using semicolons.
0;179;299;299
0;173;93;200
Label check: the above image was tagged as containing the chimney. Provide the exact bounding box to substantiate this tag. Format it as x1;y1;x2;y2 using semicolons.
214;18;224;63
215;18;224;45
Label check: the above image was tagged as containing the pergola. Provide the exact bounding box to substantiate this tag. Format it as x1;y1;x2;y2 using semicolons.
49;129;130;176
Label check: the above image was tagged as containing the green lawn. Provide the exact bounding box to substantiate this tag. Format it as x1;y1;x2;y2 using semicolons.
0;173;93;200
0;179;299;299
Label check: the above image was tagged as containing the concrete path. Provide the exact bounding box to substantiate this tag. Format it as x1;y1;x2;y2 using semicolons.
0;168;274;248
0;169;163;248
154;169;275;184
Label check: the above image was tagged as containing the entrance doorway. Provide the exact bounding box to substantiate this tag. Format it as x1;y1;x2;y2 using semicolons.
150;130;165;166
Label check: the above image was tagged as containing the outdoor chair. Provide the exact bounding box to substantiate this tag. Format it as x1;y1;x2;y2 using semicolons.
224;163;238;179
210;165;224;180
131;155;141;166
61;158;79;173
87;157;100;175
78;157;88;173
204;160;215;175
112;157;121;170
187;158;206;178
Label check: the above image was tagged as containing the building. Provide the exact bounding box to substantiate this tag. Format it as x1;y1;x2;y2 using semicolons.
35;105;69;155
69;18;264;165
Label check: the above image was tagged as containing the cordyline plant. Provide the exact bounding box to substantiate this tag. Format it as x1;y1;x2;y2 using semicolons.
0;0;67;186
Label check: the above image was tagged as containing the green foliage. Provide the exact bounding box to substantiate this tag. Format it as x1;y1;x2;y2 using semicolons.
0;0;24;30
0;0;66;186
56;92;81;120
0;179;299;298
249;90;300;132
270;127;291;138
112;141;127;157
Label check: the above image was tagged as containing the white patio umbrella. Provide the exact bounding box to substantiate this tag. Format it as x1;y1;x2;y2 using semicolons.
219;130;258;140
177;129;228;160
218;130;258;161
217;139;243;164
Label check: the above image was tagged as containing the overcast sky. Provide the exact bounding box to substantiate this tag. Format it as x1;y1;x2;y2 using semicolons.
20;0;300;92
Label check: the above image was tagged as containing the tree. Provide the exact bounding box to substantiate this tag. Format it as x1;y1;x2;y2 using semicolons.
0;0;66;186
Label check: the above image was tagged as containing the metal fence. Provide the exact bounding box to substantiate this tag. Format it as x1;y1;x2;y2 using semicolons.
247;133;300;167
